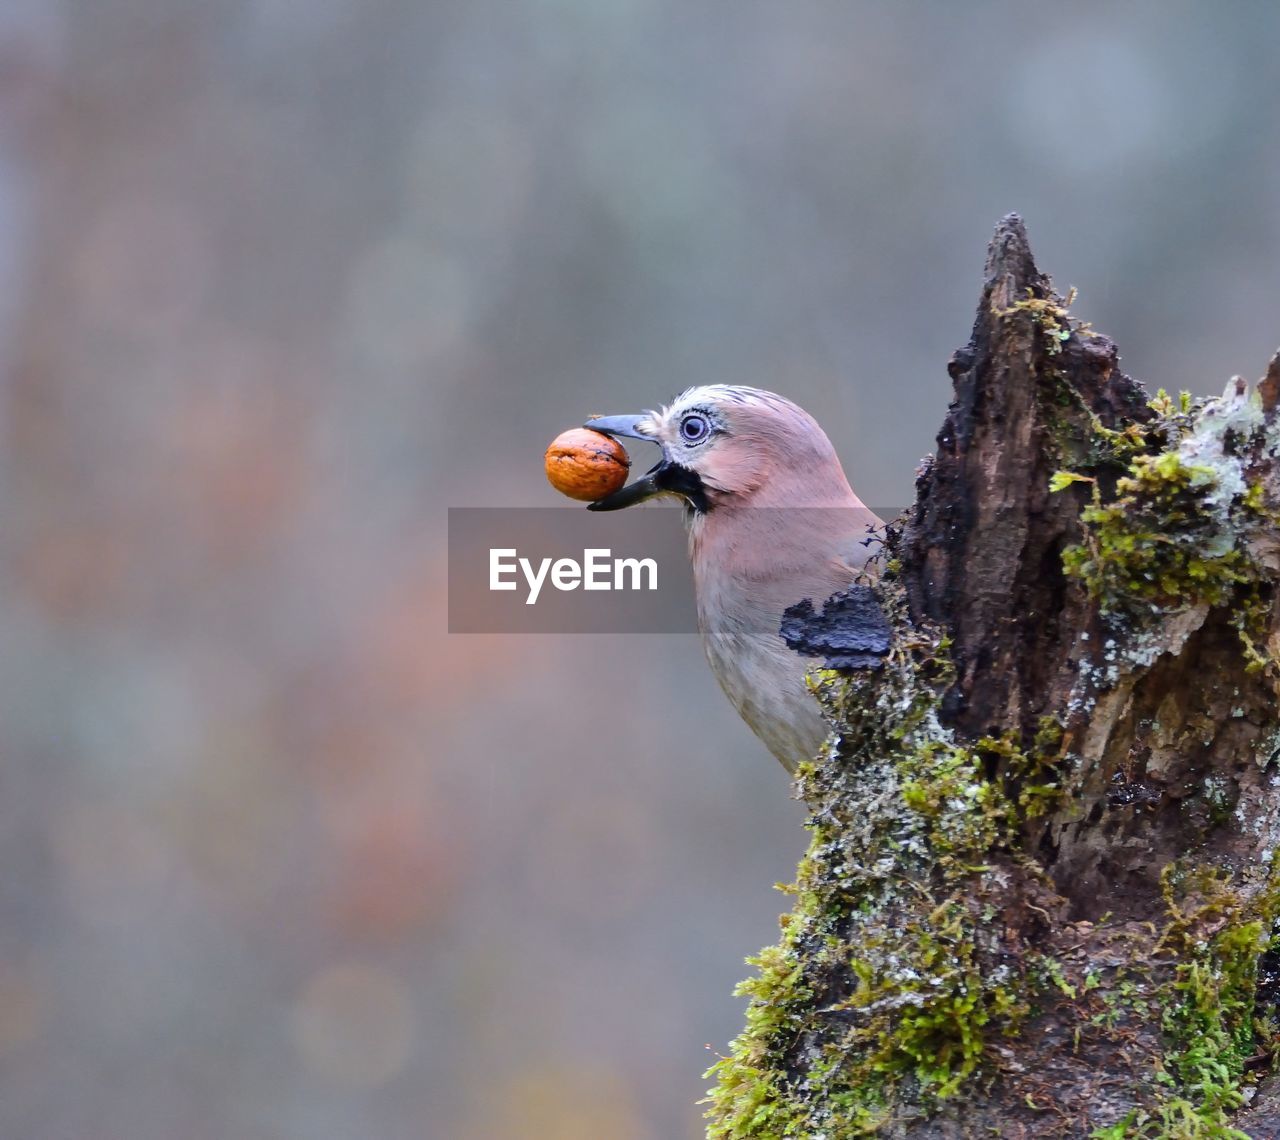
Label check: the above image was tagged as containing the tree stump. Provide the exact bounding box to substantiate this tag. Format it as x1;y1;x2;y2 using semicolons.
705;216;1280;1138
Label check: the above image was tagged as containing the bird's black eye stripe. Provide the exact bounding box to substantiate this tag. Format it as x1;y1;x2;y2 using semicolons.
679;412;711;443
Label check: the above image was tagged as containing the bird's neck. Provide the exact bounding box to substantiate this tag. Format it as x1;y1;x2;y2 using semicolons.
687;496;877;625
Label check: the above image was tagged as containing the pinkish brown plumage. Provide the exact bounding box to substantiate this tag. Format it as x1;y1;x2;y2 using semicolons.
586;386;881;772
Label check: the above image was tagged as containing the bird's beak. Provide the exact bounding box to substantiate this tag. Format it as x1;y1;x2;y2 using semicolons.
584;414;709;513
587;460;667;511
584;414;653;441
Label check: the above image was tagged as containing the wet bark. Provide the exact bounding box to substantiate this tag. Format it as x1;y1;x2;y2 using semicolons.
893;216;1280;1135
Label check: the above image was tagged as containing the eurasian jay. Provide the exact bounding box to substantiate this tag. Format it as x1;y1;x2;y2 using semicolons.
586;386;882;773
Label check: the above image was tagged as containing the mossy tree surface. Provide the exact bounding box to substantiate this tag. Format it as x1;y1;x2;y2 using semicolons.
705;217;1280;1138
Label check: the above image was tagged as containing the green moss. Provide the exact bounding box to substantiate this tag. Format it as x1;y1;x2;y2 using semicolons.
1085;968;1155;1032
1083;865;1280;1139
1059;448;1254;612
1157;873;1267;1124
704;580;1280;1138
1052;381;1279;667
704;595;1063;1138
995;287;1077;356
1092;1101;1251;1140
707;946;811;1137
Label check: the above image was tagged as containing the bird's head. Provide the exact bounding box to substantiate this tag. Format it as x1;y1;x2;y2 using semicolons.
585;385;854;514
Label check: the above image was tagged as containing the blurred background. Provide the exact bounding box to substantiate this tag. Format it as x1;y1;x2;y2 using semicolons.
1;2;1278;1137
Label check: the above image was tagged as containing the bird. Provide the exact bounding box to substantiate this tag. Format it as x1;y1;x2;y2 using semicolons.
585;385;883;773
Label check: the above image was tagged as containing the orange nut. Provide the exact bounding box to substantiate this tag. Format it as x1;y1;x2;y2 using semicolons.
544;427;631;502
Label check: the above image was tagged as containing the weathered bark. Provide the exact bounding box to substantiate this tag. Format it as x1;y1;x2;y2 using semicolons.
902;219;1280;927
705;217;1280;1138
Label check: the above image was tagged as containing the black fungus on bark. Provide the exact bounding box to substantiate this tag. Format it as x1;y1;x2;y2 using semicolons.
779;585;892;669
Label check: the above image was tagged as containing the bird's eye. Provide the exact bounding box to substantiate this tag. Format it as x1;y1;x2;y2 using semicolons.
680;414;710;443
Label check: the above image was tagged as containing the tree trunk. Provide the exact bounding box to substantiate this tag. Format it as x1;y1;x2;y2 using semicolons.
704;216;1280;1139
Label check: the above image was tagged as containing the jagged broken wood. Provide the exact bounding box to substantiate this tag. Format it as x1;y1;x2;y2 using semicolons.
705;215;1280;1139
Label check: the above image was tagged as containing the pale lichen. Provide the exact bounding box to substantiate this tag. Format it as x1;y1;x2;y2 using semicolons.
1056;380;1275;632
